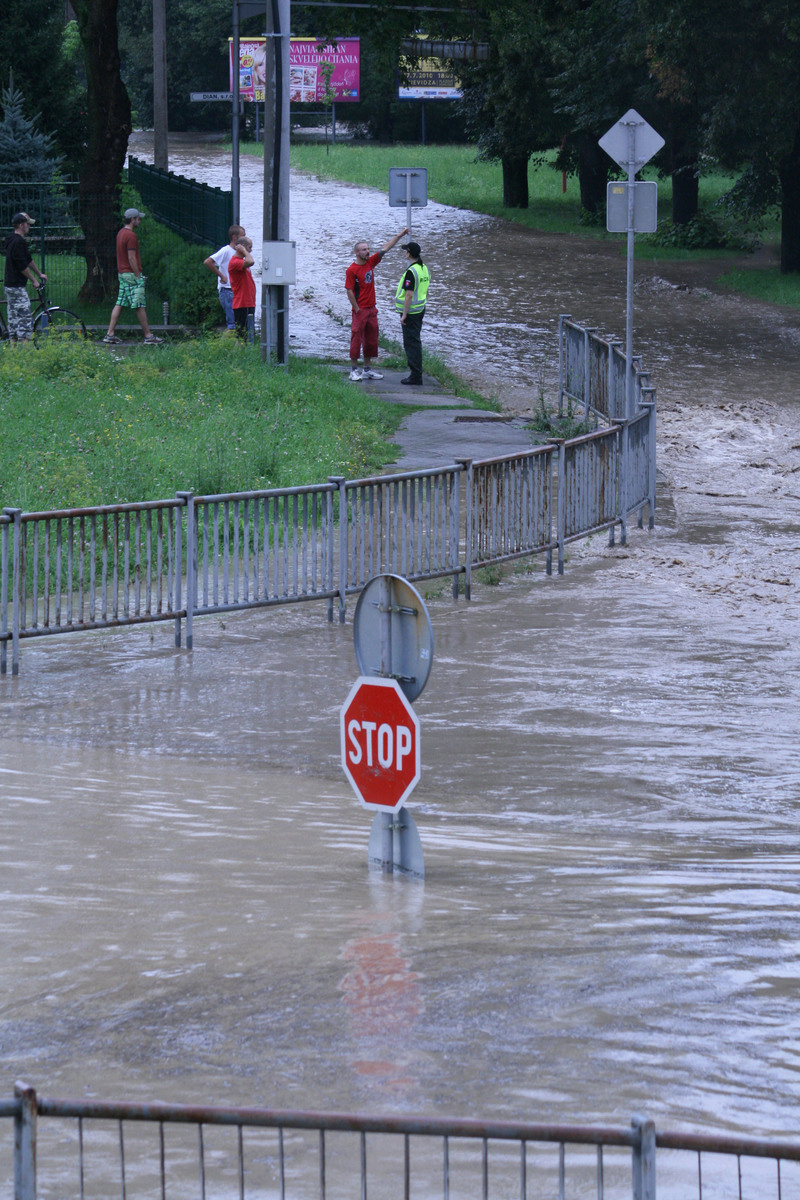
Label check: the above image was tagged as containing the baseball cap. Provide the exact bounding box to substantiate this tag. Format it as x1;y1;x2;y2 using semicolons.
124;208;146;220
11;212;34;227
401;241;421;257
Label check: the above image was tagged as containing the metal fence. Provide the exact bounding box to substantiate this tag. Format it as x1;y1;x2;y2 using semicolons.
0;180;217;319
5;1082;800;1200
559;313;652;424
0;320;656;674
128;158;233;248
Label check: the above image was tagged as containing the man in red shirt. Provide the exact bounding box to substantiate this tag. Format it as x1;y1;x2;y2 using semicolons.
227;236;256;339
104;209;163;345
345;226;408;381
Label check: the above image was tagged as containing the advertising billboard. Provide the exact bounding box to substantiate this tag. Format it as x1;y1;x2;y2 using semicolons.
230;38;360;103
398;56;461;100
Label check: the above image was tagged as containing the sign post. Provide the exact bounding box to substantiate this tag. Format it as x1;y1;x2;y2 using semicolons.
388;169;428;239
599;110;664;418
340;574;433;878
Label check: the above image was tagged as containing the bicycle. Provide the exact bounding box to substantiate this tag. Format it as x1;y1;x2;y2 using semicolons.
0;282;88;346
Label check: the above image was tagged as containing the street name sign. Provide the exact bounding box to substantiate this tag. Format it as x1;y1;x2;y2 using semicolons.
190;92;234;102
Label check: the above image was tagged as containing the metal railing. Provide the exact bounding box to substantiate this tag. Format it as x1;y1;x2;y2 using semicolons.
5;1082;800;1200
0;320;656;673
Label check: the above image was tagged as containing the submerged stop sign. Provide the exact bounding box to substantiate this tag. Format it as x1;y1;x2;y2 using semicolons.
340;677;421;812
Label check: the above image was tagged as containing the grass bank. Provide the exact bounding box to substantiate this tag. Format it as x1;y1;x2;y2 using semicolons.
267;142;795;307
0;339;403;511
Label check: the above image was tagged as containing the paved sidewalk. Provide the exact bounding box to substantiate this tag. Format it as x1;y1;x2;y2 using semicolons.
336;365;538;470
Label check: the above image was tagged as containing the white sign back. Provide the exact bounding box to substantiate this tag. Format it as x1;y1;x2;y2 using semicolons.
599;108;665;172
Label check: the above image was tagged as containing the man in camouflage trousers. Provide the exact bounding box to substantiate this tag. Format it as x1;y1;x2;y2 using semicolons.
3;212;47;344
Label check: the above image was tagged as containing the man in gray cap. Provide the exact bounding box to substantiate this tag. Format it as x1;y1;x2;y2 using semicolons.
104;208;163;345
3;212;47;345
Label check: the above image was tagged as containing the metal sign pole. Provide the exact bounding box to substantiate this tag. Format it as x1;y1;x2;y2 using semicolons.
231;0;240;222
625;122;636;421
378;575;394;870
406;173;412;239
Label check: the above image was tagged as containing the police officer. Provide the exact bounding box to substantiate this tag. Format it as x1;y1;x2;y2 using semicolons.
395;240;430;386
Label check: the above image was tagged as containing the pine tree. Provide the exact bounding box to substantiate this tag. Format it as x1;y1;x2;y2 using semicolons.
0;81;64;226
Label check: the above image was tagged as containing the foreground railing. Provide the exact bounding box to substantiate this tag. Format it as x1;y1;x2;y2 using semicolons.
0;321;657;674
4;1082;800;1200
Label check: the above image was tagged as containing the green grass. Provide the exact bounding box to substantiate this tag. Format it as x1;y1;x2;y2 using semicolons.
278;141;775;238
716;267;800;306
270;141;797;305
0;338;404;510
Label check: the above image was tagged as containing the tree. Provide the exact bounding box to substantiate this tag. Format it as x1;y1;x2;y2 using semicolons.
455;0;565;208
0;3;86;174
72;0;132;300
0;82;63;191
641;0;800;269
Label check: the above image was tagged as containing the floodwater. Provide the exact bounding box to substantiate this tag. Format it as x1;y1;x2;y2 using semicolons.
2;136;800;1147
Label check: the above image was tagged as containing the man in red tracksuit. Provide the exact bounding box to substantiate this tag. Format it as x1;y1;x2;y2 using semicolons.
345;226;408;381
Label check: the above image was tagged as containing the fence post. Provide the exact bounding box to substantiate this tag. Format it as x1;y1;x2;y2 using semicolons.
456;459;472;601
618;421;628;547
177;492;195;649
1;514;8;676
642;391;656;530
4;509;22;676
583;327;598;420
557;314;571;417
14;1080;37;1200
546;441;565;575
631;1114;656;1200
329;477;347;624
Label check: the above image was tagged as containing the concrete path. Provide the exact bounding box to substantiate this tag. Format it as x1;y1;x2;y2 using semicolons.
333;364;539;470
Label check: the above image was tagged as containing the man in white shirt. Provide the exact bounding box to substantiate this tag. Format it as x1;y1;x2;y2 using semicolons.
204;224;246;330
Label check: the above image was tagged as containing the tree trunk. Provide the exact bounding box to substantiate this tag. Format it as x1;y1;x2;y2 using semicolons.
502;155;529;208
671;162;699;226
576;133;607;217
778;117;800;274
73;0;131;301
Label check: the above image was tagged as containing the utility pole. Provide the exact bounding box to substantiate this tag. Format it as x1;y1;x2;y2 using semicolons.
261;0;291;363
152;0;169;171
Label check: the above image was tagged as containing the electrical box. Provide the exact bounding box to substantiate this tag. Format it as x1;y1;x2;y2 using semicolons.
262;241;297;285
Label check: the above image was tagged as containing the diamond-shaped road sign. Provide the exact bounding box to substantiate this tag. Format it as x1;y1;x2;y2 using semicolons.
341;676;421;813
599;108;665;172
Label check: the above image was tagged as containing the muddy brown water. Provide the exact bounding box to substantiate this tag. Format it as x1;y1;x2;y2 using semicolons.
2;137;800;1147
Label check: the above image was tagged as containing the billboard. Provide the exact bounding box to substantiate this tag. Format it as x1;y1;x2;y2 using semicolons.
230;38;360;103
398;58;461;100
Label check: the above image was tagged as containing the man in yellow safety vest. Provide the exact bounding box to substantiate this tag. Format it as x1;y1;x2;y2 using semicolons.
395;241;430;386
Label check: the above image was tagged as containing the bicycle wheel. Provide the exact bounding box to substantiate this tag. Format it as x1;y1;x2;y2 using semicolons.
33;307;88;345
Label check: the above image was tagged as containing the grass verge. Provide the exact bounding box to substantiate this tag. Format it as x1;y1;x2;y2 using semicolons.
0;338;405;511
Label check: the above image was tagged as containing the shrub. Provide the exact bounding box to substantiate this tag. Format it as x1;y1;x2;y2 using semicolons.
647;207;759;252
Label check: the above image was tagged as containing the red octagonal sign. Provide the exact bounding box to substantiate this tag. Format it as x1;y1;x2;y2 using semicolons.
340;676;421;812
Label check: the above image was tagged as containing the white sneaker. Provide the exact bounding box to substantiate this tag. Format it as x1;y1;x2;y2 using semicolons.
362;369;383;380
349;368;363;381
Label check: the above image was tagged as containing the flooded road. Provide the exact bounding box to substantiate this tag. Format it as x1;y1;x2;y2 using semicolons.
1;136;800;1142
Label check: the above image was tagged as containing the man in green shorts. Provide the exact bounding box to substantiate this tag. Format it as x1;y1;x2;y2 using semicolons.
104;209;163;345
